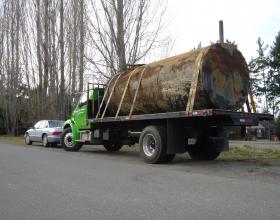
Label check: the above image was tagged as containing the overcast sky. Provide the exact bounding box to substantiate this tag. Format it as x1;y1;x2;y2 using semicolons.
166;0;280;62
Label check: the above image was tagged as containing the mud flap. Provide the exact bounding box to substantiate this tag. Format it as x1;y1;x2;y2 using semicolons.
167;119;186;154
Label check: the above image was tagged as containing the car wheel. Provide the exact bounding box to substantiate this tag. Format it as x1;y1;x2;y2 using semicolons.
25;134;32;145
61;127;83;152
42;134;50;147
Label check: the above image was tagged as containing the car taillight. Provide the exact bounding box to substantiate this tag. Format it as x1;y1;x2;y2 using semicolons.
52;132;62;136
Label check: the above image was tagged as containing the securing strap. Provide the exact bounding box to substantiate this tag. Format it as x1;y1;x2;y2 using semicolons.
128;67;147;118
186;49;207;115
115;69;137;118
99;74;122;119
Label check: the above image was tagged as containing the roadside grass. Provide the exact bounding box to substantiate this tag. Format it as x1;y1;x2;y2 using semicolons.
0;135;24;145
220;145;280;161
1;135;280;162
125;144;280;162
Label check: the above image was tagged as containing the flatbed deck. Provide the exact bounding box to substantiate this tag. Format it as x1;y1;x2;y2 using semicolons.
89;109;273;126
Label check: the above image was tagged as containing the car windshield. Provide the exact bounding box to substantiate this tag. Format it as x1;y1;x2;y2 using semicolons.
48;120;64;128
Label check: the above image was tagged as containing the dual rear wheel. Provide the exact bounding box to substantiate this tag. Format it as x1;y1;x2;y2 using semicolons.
139;126;175;164
139;126;221;163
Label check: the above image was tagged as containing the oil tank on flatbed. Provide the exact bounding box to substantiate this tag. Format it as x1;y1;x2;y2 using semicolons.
105;43;250;116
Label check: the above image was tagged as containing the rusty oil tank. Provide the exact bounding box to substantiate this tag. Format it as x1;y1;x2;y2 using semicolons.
105;43;250;116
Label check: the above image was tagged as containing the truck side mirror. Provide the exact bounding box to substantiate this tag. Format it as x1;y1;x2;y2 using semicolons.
71;97;78;107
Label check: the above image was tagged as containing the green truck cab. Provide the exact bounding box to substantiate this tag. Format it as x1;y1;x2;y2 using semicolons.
61;87;106;151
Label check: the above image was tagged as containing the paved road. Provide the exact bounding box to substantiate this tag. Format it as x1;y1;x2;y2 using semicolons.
0;143;280;220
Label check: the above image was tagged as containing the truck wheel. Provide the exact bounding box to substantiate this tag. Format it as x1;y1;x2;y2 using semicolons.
163;154;176;163
188;135;220;160
188;128;226;160
188;148;220;160
139;126;174;164
42;134;50;147
61;127;83;152
103;142;122;151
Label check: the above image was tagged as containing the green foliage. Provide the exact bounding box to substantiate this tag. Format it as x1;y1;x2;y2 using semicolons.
249;34;280;116
270;31;280;69
249;38;271;112
269;32;280;105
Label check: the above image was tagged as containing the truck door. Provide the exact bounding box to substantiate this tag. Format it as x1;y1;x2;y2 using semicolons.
73;92;90;130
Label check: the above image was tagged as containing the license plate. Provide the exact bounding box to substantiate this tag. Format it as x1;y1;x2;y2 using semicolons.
188;138;197;145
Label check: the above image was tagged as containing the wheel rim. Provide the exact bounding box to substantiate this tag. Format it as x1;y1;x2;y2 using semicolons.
64;132;74;148
142;134;156;157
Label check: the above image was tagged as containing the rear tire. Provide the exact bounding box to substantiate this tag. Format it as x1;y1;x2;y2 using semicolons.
25;134;32;145
188;148;220;160
139;126;175;164
162;154;176;163
103;142;123;152
61;127;83;152
42;134;50;148
188;130;221;160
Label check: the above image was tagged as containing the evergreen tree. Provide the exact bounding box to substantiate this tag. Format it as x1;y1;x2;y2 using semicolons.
270;31;280;99
248;38;271;112
266;32;280;116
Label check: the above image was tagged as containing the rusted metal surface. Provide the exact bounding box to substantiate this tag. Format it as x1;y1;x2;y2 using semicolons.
105;43;250;116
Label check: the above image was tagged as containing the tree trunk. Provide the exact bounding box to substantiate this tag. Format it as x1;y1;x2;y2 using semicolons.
43;0;49;114
36;0;43;117
116;0;126;71
50;5;56;118
59;0;65;119
79;0;84;92
71;0;78;93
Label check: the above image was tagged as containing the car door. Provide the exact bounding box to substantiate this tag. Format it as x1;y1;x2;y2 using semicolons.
29;121;42;142
37;120;47;142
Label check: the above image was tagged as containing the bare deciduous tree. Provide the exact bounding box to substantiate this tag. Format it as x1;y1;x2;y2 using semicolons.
87;0;170;79
0;0;171;134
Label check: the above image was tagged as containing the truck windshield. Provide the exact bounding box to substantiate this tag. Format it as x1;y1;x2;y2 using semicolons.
78;92;88;106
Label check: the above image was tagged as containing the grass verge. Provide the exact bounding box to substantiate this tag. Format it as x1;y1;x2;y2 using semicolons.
1;135;279;162
220;145;280;161
0;135;24;145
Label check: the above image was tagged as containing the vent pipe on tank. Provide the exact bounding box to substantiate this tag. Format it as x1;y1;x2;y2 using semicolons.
219;20;224;43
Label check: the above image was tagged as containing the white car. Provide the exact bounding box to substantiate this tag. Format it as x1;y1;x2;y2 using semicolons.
24;120;64;147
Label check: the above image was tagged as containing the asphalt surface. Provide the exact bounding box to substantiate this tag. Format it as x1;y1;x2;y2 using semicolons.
0;142;280;220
